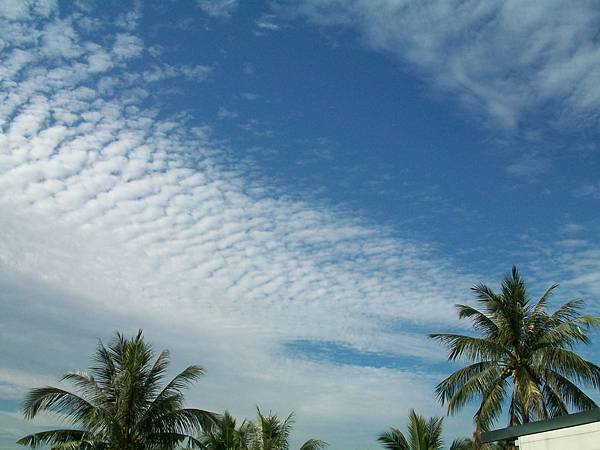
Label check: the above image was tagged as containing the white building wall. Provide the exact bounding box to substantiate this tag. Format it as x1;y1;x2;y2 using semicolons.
516;421;600;450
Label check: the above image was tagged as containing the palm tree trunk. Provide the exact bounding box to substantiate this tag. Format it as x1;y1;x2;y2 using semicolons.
473;427;481;450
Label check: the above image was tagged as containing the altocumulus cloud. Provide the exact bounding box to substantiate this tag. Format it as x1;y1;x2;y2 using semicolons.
0;1;477;448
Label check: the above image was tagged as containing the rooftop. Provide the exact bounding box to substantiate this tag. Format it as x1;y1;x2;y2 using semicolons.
481;408;600;444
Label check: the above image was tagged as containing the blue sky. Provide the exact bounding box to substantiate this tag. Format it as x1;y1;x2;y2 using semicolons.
1;0;600;449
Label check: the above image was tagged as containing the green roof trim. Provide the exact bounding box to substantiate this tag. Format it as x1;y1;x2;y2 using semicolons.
481;408;600;443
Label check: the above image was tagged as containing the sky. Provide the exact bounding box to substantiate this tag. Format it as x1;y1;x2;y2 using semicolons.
1;0;600;448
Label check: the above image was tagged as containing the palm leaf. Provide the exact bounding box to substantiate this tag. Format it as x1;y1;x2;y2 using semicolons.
22;387;99;422
298;439;327;450
16;429;94;448
428;334;507;362
456;305;499;336
377;427;409;450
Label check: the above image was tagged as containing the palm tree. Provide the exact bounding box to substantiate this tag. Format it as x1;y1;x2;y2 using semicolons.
448;438;510;450
451;439;513;450
430;267;600;447
377;409;466;450
200;411;253;450
18;330;218;449
251;409;327;450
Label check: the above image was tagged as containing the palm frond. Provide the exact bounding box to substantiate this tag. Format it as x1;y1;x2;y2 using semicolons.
90;340;116;390
298;439;327;450
142;365;205;426
377;427;409;450
143;350;170;399
550;299;586;323
435;361;496;406
539;347;600;389
16;429;93;448
148;432;203;449
407;409;429;450
443;365;502;416
150;408;219;436
529;283;558;317
61;372;108;411
429;334;507;362
449;438;473;450
456;304;499;336
474;374;508;432
470;283;502;315
537;318;594;348
22;386;98;422
153;366;204;401
542;374;569;418
544;370;598;412
425;415;444;449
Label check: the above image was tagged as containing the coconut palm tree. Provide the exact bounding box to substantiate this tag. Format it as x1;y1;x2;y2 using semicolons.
430;267;600;447
448;438;510;450
199;411;253;450
18;330;218;449
452;439;511;450
251;409;327;450
377;409;467;450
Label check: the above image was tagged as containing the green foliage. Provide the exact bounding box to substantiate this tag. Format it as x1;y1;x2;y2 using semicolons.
199;411;253;450
377;410;445;450
251;409;327;450
18;330;218;450
448;438;510;450
430;267;600;445
199;408;326;450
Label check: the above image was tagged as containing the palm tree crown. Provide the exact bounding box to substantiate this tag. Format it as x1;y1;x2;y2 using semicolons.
430;267;600;442
378;409;479;450
251;409;327;450
378;409;445;450
200;411;253;450
18;330;218;450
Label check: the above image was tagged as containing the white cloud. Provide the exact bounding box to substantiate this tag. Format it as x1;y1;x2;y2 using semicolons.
0;0;57;20
0;5;490;449
505;152;552;178
561;222;585;234
0;368;56;400
292;0;600;130
255;14;283;33
114;0;142;31
240;92;259;101
141;63;213;83
112;33;144;60
574;183;600;199
218;107;239;119
196;0;239;19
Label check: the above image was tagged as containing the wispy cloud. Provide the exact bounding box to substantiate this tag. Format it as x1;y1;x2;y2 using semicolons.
291;0;600;130
505;151;552;178
240;92;259;101
217;106;239;120
573;182;600;199
255;13;284;35
196;0;239;19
